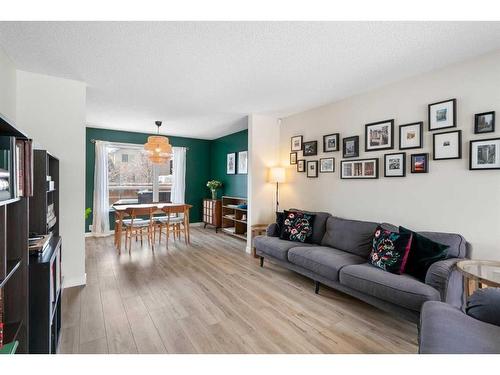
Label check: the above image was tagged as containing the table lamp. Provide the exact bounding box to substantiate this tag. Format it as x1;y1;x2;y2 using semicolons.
269;167;285;213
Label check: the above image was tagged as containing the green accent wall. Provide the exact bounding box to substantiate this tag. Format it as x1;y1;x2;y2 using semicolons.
210;129;248;199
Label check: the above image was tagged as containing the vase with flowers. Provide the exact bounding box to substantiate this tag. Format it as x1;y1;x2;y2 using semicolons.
206;180;222;200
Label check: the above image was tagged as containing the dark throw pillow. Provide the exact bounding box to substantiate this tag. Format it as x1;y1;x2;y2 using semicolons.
399;226;449;281
279;210;315;243
369;226;413;274
466;288;500;327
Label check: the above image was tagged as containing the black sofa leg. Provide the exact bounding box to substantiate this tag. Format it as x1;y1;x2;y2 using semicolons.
259;256;264;267
314;281;320;294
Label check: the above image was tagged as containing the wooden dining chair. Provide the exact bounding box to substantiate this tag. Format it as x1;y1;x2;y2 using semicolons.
122;207;155;254
155;206;189;248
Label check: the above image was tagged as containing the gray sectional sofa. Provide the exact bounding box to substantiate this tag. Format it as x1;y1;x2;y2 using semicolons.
254;211;468;323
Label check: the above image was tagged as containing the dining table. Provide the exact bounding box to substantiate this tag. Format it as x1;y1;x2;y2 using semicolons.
112;202;193;253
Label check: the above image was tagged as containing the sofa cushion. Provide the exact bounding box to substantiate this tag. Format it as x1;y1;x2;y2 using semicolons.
339;263;440;311
254;236;313;261
279;210;315;243
321;216;378;258
290;208;331;244
369;226;413;274
466;288;500;327
288;246;366;281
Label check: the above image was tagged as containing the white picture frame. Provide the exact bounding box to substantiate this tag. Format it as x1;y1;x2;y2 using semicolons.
237;150;248;174
227;152;236;174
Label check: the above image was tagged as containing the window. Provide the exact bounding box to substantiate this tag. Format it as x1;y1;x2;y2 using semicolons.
107;143;173;206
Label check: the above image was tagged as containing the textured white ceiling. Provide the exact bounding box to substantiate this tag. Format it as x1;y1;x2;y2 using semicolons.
1;21;500;139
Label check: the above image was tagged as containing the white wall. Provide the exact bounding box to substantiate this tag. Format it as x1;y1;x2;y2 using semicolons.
0;45;16;121
280;50;500;261
16;70;87;287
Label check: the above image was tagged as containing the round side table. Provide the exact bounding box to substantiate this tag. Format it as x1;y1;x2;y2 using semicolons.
456;260;500;298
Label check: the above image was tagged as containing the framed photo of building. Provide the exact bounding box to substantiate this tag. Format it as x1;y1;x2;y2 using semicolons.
340;158;379;179
227;152;236;174
323;133;339;152
297;159;305;172
291;135;303;151
365;119;394;152
474;111;495;134
433;130;462;160
319;157;335;173
410;153;429;173
384;152;406;177
290;152;297;165
469;138;500;170
428;98;456;131
342;136;359;158
399;122;423;150
306;160;318;178
237;150;248;174
303;140;318;156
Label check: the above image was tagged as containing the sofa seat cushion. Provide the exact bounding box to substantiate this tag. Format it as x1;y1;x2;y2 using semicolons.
340;263;440;311
254;236;313;261
288;246;366;281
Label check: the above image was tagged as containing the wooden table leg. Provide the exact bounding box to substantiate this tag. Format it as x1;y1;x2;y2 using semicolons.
185;207;191;244
116;212;123;254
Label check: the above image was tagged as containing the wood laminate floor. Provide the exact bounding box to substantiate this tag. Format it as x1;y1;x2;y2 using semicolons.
60;227;418;354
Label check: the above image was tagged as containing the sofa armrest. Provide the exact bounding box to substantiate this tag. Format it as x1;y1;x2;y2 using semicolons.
425;258;464;308
266;223;280;237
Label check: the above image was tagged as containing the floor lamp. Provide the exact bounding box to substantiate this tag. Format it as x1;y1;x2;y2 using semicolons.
269;167;285;213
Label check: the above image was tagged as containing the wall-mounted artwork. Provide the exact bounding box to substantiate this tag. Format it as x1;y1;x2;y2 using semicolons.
291;135;303;151
323;133;339;152
227;152;236;174
297;159;305;172
474;111;495;134
237;150;248;174
433;130;462;160
469;138;500;170
365;119;394;151
303;141;318;156
290;152;297;165
428;98;456;131
399;122;423;150
342;136;359;158
410;153;429;173
384;152;406;177
340;158;379;179
306;160;318;178
320;157;335;173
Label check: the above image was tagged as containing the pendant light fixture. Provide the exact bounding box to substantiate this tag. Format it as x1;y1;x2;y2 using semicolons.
144;121;173;164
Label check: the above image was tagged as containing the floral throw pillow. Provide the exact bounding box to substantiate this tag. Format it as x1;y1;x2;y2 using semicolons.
279;210;315;243
369;226;413;274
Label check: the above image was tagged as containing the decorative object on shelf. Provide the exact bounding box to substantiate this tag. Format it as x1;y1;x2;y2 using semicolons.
428;98;456;131
365;119;394;151
306;160;318;178
143;121;173;164
303;141;318;156
290;152;297;165
384;152;406;177
410;153;429;173
291;135;303;151
297;159;305;172
433;130;462;160
323;133;339;152
319;157;335;173
226;152;236;174
340;158;379;179
342;136;359;158
474;111;495;134
206;180;222;200
399;122;423;150
469;137;500;170
269;167;285;212
237;150;248;174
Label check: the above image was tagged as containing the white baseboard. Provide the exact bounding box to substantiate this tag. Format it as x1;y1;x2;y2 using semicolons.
63;273;87;288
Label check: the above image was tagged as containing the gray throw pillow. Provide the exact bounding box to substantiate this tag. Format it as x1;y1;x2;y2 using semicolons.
466;288;500;326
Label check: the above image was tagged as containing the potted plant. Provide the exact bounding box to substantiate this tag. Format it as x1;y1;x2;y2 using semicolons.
206;180;222;200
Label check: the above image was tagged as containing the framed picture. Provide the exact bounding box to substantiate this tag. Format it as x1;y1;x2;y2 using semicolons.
291;135;303;151
474;111;495;134
433;130;462;160
469;138;500;170
410;153;429;173
290;152;297;165
384;152;406;177
237;150;248;174
340;158;379;179
306;160;318;178
342;136;359;158
227;152;236;174
365;119;394;151
323;133;339;152
428;98;456;131
303;140;318;156
297;159;305;172
319;157;335;173
399;122;423;150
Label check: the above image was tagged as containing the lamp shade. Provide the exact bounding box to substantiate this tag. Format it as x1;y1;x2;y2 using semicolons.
269;167;285;183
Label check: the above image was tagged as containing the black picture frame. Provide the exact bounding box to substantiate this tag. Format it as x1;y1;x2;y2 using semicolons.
340;158;379;179
323;133;339;152
469;137;500;170
432;130;462;160
291;135;303;151
474;111;495;134
290;152;297;165
384;152;406;177
428;98;456;131
365;119;394;152
303;140;318;156
297;159;305;173
319;157;335;173
410;153;429;173
306;160;318;178
342;136;359;158
399;122;423;150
